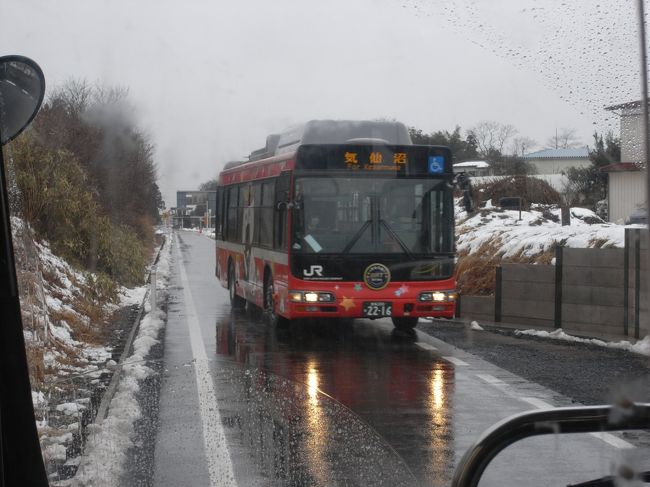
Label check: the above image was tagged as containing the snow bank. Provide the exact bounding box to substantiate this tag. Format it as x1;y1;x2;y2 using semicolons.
514;328;650;357
74;236;172;486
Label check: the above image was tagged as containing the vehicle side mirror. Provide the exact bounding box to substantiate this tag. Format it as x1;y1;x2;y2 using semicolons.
454;172;475;214
0;55;45;146
275;190;291;210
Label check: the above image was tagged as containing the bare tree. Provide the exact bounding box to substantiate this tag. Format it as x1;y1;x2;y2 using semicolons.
58;78;93;117
510;136;538;156
546;127;582;149
467;121;517;157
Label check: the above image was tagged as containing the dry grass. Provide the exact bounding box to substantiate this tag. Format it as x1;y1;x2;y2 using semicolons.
456;240;504;296
50;307;107;346
456;240;561;295
474;176;562;209
588;237;613;249
26;343;45;386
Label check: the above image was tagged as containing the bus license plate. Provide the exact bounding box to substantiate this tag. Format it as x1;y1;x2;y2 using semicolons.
362;302;392;317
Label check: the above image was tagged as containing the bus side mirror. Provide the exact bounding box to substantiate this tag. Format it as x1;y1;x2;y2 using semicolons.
455;172;475;214
276;190;291;210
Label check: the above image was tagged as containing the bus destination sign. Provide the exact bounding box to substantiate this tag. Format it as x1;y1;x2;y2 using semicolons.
296;144;452;176
344;150;408;171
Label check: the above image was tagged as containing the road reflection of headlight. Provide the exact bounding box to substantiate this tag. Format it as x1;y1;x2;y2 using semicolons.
431;368;444;409
305;360;327;484
307;362;319;405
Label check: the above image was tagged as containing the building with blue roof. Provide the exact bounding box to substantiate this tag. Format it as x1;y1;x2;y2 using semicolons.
522;147;591;174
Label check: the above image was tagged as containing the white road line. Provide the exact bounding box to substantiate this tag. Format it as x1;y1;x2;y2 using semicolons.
176;237;236;487
443;356;469;366
520;397;553;409
589;432;634;449
416;342;438;351
476;374;506;386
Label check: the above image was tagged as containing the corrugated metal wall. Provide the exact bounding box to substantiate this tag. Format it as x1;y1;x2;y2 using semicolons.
608;171;645;223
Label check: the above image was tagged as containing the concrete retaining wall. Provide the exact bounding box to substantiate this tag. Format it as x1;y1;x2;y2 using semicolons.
560;248;625;337
458;296;493;323
459;228;650;340
500;263;555;328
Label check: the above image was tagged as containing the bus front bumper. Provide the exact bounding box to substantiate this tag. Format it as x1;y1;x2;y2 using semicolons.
284;298;456;320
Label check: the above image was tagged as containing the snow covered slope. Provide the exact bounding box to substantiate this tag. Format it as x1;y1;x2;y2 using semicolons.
456;200;625;260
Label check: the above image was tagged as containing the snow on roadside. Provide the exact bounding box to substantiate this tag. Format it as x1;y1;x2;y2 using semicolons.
514;328;650;357
456;200;625;259
72;232;173;487
470;321;484;331
180;226;216;239
119;285;147;307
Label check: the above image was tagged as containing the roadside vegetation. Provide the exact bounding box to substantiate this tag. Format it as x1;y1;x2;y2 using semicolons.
6;81;163;393
10;81;163;287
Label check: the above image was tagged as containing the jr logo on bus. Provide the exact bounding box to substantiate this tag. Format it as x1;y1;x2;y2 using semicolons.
303;265;324;277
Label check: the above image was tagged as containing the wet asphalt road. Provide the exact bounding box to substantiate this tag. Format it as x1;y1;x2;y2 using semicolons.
151;231;650;487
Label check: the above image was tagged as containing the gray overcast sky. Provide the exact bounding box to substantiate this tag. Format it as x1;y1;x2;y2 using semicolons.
1;0;641;206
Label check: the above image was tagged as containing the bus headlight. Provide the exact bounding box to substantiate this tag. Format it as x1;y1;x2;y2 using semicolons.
289;291;336;303
418;290;458;302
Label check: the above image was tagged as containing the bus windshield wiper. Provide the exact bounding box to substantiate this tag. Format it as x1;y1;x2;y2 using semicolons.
341;219;371;254
379;219;414;259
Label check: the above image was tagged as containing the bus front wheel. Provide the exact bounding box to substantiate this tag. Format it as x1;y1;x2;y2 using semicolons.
264;275;288;328
391;317;419;330
228;261;246;310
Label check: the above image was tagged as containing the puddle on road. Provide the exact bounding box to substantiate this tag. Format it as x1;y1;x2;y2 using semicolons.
213;363;419;487
211;309;459;486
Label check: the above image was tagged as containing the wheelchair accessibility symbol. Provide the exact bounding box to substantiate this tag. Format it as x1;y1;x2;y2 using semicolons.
428;155;444;174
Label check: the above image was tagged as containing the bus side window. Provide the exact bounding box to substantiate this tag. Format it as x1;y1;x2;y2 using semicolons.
237;184;249;243
260;181;274;247
251;183;262;245
226;185;239;242
274;173;291;250
215;187;222;239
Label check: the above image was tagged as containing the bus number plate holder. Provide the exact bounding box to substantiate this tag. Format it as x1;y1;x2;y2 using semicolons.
362;302;392;317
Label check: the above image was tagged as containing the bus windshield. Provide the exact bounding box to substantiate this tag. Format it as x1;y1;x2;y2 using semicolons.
292;176;453;255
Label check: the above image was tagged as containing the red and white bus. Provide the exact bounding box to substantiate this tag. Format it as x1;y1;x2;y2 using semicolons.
215;120;457;329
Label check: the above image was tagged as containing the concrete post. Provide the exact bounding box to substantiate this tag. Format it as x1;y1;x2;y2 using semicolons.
494;266;502;323
554;246;563;329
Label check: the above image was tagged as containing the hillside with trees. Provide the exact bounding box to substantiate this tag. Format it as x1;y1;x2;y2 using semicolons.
8;81;164;286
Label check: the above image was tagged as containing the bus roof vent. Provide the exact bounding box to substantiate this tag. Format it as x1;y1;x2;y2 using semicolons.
274;120;411;155
249;133;281;161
